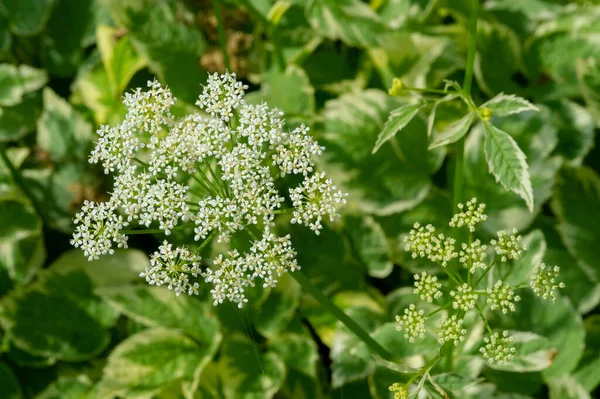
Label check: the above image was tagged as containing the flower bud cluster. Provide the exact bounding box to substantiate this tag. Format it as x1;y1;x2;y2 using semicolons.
530;263;565;303
404;223;458;267
413;272;442;302
395;198;564;367
72;73;346;306
449;197;487;232
491;228;526;262
479;331;516;365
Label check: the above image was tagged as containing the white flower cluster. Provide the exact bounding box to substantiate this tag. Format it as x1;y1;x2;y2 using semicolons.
437;314;467;346
487;280;520;314
459;239;487;273
449;197;487;232
404;223;458;266
397;198;565;367
491;228;526;262
530;263;565;303
140;241;201;296
395;304;426;342
479;331;516;365
413;271;442;302
72;73;347;306
450;283;478;311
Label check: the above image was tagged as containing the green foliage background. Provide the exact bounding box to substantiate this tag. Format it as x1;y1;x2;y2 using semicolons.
0;0;599;398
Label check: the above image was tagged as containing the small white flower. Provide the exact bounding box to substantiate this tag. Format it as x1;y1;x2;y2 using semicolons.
491;228;526;262
289;172;347;235
404;223;436;259
487;280;520;314
449;197;487;232
141;241;202;296
450;283;478;311
413;272;443;302
70;200;128;260
530;263;565;302
395;304;427;342
437;314;467;346
480;331;516;365
428;233;458;267
459;239;487;273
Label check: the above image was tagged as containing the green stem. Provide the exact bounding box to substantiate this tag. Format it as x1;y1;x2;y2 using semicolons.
0;144;43;218
462;0;480;97
452;0;479;213
290;271;393;361
213;0;231;72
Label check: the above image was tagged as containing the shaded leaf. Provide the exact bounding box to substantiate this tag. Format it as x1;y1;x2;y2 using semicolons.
0;0;56;36
37;88;93;163
306;0;383;48
428;112;475;150
372;102;426;154
0;195;45;285
96;285;221;344
96;328;215;399
0;361;22;399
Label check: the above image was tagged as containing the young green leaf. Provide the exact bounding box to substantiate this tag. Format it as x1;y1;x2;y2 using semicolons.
372;102;426;153
428;112;475;150
482;93;539;117
483;121;534;212
427;93;459;139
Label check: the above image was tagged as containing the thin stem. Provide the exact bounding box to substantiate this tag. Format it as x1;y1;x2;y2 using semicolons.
290;271;393;361
462;0;480;97
475;303;493;335
407;354;442;386
427;302;452;318
475;258;497;286
0;144;43;219
452;0;479;213
213;0;231;72
194;230;217;254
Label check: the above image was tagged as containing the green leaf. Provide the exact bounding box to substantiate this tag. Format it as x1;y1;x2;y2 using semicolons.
0;195;45;285
484;331;556;373
551;166;600;281
548;375;591;399
0;64;23;106
109;0;206;104
577;59;600;127
306;0;383;48
483;121;534;212
493;291;585;380
0;91;42;142
268;331;319;377
96;285;221;344
219;335;286;399
36;376;93;399
346;215;393;278
372;102;426;154
96;328;215;399
96;24;146;97
253;273;300;339
51;248;149;287
0;361;22;399
37;88;93;163
0;0;56;36
248;64;315;122
428;112;475;150
573;316;600;392
0;268;115;361
482;93;539;117
43;0;97;77
549;100;596;166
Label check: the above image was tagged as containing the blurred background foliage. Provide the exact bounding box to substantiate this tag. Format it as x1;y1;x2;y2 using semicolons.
0;0;599;398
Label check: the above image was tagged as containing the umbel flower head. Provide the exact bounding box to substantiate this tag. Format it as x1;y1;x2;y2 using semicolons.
396;198;565;367
71;73;347;307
